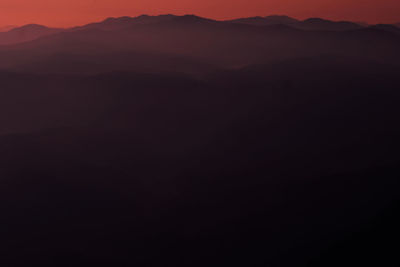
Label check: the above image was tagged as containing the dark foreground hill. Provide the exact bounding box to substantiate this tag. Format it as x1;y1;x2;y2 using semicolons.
0;54;399;266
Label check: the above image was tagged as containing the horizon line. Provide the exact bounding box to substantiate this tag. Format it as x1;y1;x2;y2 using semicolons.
1;13;398;29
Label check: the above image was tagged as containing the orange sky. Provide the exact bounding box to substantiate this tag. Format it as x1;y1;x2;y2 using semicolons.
0;0;399;27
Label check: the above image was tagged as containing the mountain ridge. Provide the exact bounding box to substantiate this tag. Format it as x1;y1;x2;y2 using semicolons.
0;12;399;267
0;23;62;45
2;14;400;46
0;14;399;75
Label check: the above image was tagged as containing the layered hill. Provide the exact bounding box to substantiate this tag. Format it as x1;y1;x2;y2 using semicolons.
0;14;400;267
0;15;399;75
0;56;400;266
0;24;62;45
228;16;363;31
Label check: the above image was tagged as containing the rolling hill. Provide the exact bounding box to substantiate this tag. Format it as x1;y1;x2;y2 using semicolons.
0;15;399;75
0;14;399;267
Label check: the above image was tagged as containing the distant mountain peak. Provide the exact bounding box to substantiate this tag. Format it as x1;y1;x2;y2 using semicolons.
264;15;299;23
369;24;400;34
227;15;298;26
266;15;294;18
303;17;328;23
302;17;360;25
136;14;150;18
7;24;62;34
226;15;363;31
170;14;215;23
0;23;61;45
14;24;52;30
102;16;134;23
76;14;184;31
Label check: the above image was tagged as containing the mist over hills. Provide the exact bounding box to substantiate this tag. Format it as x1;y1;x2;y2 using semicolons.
0;14;399;75
0;14;399;267
1;14;399;47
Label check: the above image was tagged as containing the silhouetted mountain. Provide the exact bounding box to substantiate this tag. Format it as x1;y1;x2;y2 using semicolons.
0;24;62;45
167;14;217;24
265;15;300;24
71;14;177;31
0;15;379;48
0;14;399;267
227;15;299;26
369;24;400;34
228;16;363;31
0;15;399;74
355;21;369;27
71;14;216;33
295;18;363;31
77;14;364;33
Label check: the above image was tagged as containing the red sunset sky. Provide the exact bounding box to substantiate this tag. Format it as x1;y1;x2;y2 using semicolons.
0;0;399;27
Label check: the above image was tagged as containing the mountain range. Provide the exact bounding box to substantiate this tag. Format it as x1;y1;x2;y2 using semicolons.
0;14;399;46
228;15;364;31
0;14;399;267
0;14;399;75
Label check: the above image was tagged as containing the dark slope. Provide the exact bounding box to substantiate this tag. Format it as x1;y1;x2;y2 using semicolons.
71;14;177;31
83;14;359;32
0;57;399;266
70;14;217;33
